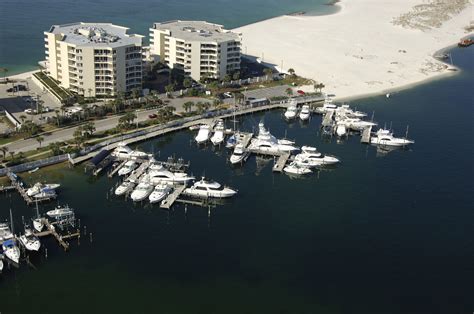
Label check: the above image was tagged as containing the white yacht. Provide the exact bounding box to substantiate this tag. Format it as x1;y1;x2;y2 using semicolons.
335;123;347;137
338;104;367;118
230;144;250;164
315;97;337;114
195;124;211;144
283;162;312;175
19;228;41;252
148;165;195;185
248;122;299;154
118;160;137;176
210;121;225;145
149;184;173;204
33;189;57;199
342;118;377;131
370;129;414;147
284;105;298;120
299;105;311;121
0;222;13;242
294;146;340;167
33;218;44;233
225;134;237;149
2;239;20;264
184;178;237;198
130;181;154;202
112;142;149;160
26;182;61;197
46;205;74;218
114;180;136;196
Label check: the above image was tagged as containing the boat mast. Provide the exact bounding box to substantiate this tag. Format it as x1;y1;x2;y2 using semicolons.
10;208;14;235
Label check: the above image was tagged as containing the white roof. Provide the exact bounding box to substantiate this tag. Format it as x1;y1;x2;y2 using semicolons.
151;20;240;43
47;22;143;48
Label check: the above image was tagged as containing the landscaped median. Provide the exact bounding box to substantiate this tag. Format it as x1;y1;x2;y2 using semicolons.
32;71;74;102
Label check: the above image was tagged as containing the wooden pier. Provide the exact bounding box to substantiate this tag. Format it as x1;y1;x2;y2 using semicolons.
272;152;291;172
6;172;56;205
160;185;186;209
108;160;127;178
361;126;372;143
126;161;150;182
27;218;80;251
322;111;335;127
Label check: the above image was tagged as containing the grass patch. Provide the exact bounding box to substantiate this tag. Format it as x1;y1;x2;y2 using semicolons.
33;72;74;101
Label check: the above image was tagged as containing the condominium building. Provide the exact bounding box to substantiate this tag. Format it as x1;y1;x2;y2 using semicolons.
149;20;241;82
44;22;143;97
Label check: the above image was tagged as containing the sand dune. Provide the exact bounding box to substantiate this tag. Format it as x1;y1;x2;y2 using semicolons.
235;0;473;100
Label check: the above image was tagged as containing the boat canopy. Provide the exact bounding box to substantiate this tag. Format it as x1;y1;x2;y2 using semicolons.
90;149;110;166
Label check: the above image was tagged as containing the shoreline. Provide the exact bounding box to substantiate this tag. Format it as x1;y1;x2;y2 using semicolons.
235;0;473;102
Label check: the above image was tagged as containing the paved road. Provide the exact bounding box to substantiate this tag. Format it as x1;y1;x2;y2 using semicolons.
2;96;216;154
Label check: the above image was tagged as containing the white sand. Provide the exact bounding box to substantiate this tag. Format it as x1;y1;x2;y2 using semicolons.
5;70;39;81
235;0;473;100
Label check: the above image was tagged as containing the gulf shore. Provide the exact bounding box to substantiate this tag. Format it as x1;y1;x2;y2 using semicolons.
235;0;473;100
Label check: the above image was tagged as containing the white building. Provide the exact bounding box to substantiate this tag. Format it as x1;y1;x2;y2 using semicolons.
149;20;241;82
44;22;144;97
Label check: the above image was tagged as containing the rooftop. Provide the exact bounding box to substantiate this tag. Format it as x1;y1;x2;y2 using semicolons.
151;20;241;43
47;22;143;48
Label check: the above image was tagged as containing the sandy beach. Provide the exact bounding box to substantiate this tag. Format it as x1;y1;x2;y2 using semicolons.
235;0;473;100
5;70;39;81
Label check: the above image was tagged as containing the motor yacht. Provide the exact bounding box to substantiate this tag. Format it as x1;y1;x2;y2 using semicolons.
184;178;237;198
112;142;149;160
33;189;56;199
26;182;61;197
248;122;299;154
130;180;154;202
115;180;136;196
283;162;312;175
335;123;347;137
210;120;225;145
294;146;340;167
19;228;41;252
299;105;311;121
338;104;367;118
315;97;337;114
118;160;137;176
342;118;377;131
230;144;250;164
33;218;44;233
370;129;414;147
149;184;173;204
148;165;195;185
195;124;211;144
0;222;13;242
46;205;74;218
2;239;20;264
284;105;298;120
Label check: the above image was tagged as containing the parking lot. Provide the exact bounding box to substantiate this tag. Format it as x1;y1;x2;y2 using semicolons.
0;77;61;127
242;85;290;100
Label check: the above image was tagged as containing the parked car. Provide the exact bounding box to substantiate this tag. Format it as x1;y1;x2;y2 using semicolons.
7;85;27;93
24;108;34;114
297;90;305;95
229;83;241;89
216;93;225;100
223;92;233;98
148;114;158;119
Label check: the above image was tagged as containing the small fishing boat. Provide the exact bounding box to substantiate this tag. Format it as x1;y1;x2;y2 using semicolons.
47;205;74;218
210;120;225;145
284;105;298;120
149;184;173;204
370;129;414;147
115;180;136;196
299;105;310;121
118;160;137;176
28;167;39;174
195;124;211;144
283;162;312;175
19;228;41;252
130;181;154;202
230;144;250;164
26;182;61;197
2;239;20;264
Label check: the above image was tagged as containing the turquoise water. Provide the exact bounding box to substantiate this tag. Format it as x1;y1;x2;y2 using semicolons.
0;46;473;313
0;0;336;75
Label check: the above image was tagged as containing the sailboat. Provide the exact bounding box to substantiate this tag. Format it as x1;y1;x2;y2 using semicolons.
32;200;44;233
2;210;20;264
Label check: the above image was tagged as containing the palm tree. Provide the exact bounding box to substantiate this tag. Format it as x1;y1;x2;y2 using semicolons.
0;67;8;83
54;109;61;127
288;68;296;76
234;92;244;105
73;129;84;147
183;78;192;89
82;122;96;138
212;99;221;109
35;136;44;148
232;71;240;81
318;83;325;93
183;101;194;113
0;146;8;161
87;88;93;99
223;74;231;83
286;88;293;97
9;151;15;161
165;84;174;97
19;115;27;124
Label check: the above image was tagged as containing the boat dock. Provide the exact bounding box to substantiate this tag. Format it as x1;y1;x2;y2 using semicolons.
272;152;291;172
6;172;56;205
361;126;372;143
160;185;186;209
322;111;335;127
108;160;127;178
126;161;150;182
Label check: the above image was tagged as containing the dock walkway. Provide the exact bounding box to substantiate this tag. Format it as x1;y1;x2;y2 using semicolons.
361;126;372;143
108;160;127;178
126;161;150;182
160;185;186;209
272;152;291;172
6;172;56;205
322;111;335;127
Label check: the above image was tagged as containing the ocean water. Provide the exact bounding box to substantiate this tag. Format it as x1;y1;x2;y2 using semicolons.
0;0;337;75
0;45;472;313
